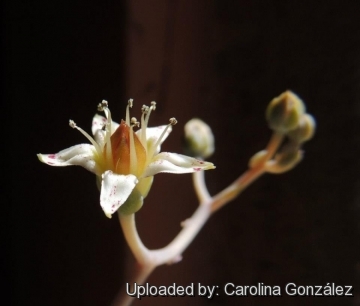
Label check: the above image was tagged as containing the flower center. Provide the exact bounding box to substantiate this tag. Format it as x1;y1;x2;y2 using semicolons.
69;99;177;177
107;119;146;177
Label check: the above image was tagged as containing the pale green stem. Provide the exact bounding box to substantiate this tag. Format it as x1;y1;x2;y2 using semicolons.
115;205;210;306
118;213;153;265
210;131;284;213
210;165;266;213
118;204;211;267
192;169;211;203
265;131;284;159
151;204;211;265
115;130;285;306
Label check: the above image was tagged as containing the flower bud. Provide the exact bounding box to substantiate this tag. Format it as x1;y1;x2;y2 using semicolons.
184;118;215;158
249;150;268;168
287;114;316;143
266;91;305;133
265;144;303;174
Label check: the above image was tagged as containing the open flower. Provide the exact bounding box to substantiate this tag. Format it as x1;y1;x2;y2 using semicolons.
38;100;215;218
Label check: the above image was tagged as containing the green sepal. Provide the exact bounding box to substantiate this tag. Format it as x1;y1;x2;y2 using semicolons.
118;187;143;215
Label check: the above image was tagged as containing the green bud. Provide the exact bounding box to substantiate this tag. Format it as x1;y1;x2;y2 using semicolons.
287;114;316;143
249;150;268;168
265;144;303;174
266;91;305;133
184;118;214;158
118;187;143;215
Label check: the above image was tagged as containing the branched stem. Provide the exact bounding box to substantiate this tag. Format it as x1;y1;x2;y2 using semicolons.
210;165;266;213
114;131;284;306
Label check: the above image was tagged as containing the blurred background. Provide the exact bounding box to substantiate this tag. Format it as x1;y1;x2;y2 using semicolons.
7;0;360;305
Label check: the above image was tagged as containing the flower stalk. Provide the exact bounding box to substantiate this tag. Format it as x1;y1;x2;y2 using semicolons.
114;128;283;271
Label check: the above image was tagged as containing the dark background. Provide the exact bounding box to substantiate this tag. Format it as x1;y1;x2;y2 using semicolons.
7;0;360;305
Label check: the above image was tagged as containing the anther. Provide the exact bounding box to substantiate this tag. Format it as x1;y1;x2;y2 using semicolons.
131;117;140;127
97;100;108;112
150;101;156;110
169;117;178;126
128;99;133;108
147;116;176;160
142;105;149;114
68;119;102;155
69;120;76;128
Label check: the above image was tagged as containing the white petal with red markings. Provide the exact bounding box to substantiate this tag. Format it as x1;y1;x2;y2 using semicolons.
91;114;119;136
142;152;215;177
37;144;100;175
100;171;138;218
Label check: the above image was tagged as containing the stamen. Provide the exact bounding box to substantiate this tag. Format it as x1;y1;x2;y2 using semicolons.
141;105;149;128
97;100;108;111
148;117;177;160
97;100;113;166
169;117;178;125
129;118;138;175
126;99;133;126
141;105;148;114
141;105;150;149
69;120;102;156
131;117;140;128
144;101;156;131
69;120;76;128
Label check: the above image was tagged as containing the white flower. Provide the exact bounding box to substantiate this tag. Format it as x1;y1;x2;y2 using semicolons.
38;100;215;218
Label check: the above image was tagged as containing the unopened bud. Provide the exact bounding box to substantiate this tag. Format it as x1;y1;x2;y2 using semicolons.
287;114;316;143
265;144;303;174
184;118;215;158
249;150;268;168
266;91;305;133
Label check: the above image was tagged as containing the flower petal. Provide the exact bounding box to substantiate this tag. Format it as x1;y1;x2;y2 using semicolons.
136;125;172;154
37;144;101;175
142;152;215;177
92;114;119;136
100;171;138;218
94;129;106;148
92;114;107;135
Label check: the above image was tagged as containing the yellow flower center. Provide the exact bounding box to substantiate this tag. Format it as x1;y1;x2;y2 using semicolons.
70;99;177;179
106;120;147;177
